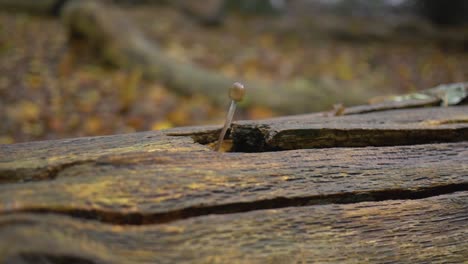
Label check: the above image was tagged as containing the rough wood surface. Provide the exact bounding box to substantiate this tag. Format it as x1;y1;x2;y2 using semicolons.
1;105;467;263
1;192;467;263
1;140;467;222
230;105;468;151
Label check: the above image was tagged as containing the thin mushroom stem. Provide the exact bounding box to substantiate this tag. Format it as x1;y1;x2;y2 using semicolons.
216;100;236;151
216;82;245;152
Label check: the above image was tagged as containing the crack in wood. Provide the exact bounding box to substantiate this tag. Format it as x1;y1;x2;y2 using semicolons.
0;160;95;184
181;107;468;152
187;125;468;153
237;127;468;152
5;253;105;264
2;183;466;226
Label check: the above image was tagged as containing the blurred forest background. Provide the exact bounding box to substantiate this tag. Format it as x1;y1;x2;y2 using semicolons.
0;0;467;144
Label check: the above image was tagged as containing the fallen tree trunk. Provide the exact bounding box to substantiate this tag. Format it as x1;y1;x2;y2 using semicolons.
1;104;467;263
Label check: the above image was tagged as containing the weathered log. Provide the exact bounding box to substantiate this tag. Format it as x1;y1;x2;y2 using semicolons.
2;105;467;181
0;105;467;263
1;139;467;221
1;192;467;263
228;105;468;151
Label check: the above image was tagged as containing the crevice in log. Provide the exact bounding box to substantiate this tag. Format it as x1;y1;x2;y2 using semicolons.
229;124;273;152
188;129;225;145
2;183;467;226
5;253;105;264
230;127;468;152
186;125;468;153
0;160;95;184
180;105;468;153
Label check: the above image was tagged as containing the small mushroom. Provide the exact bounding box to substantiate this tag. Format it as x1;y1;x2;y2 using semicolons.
216;82;245;151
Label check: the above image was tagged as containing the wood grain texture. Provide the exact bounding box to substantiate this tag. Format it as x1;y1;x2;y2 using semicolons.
0;141;466;224
1;192;467;263
1;106;467;263
230;105;468;151
0;130;207;183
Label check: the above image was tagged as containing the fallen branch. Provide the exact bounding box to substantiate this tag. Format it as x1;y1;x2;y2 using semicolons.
61;0;382;114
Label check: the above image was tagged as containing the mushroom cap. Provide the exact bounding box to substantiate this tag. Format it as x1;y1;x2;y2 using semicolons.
229;82;245;102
